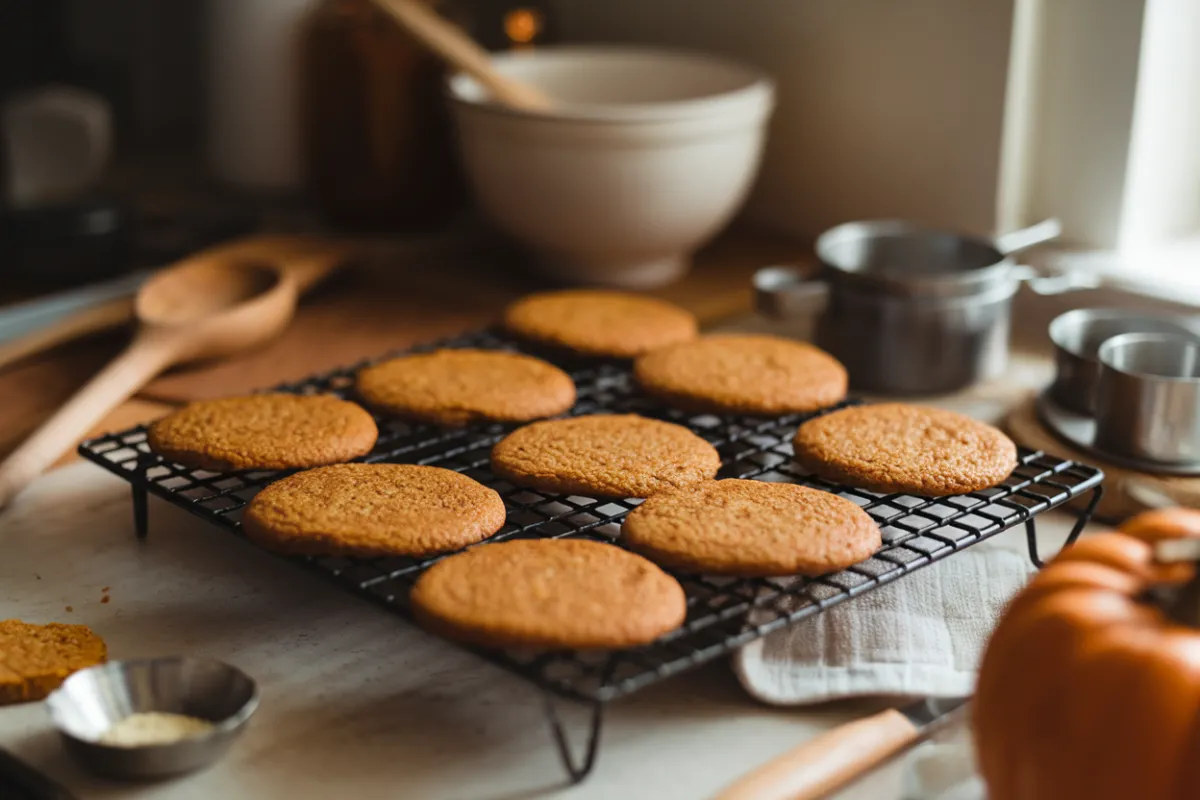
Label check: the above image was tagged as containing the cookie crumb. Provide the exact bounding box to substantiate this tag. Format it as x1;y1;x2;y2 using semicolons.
101;596;110;605
65;606;73;613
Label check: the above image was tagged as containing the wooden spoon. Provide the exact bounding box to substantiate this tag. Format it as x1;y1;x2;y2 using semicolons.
372;0;553;111
0;234;347;371
0;258;301;508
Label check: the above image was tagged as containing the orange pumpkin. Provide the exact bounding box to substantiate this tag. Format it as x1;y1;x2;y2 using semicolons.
975;508;1200;800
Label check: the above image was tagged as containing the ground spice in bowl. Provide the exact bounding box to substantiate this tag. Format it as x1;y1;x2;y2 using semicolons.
98;712;215;747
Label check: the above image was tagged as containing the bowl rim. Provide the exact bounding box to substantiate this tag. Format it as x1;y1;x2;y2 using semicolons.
45;656;260;748
1098;331;1200;384
446;44;776;124
1049;307;1199;361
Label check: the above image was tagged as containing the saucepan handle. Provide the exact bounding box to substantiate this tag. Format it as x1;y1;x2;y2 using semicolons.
753;267;830;319
1010;263;1102;295
994;218;1062;257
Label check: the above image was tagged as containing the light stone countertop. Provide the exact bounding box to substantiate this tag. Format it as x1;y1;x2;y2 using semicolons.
0;332;1099;800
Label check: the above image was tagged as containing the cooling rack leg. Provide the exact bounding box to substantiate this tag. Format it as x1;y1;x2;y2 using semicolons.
132;486;148;540
541;694;604;784
1065;484;1104;549
1023;519;1043;568
1025;484;1104;568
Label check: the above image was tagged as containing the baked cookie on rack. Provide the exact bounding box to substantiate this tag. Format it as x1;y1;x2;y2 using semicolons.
356;349;575;427
490;414;720;498
634;334;848;415
622;479;880;576
502;290;698;358
242;463;506;558
792;404;1018;496
411;539;687;650
147;394;377;472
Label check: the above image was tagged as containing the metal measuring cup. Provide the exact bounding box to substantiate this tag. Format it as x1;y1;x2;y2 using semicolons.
1095;332;1200;464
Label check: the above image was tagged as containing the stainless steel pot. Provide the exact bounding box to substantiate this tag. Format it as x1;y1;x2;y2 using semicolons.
755;219;1092;395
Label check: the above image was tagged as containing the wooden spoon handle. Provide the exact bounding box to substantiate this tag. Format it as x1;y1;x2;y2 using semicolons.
712;710;919;800
0;331;180;508
372;0;553;110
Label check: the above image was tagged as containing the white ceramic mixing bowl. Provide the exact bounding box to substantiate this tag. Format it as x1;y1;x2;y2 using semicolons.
448;47;775;288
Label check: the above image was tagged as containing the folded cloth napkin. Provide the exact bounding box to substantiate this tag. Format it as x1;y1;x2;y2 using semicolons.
733;543;1033;705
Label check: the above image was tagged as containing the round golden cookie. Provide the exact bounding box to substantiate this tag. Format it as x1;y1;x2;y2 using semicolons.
792;404;1018;496
634;334;848;415
490;414;720;498
148;394;378;472
410;539;687;650
502;290;698;358
356;349;575;427
0;619;107;706
622;479;881;577
242;463;506;558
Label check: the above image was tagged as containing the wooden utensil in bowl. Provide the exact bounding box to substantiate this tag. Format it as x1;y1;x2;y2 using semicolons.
0;239;348;508
371;0;553;111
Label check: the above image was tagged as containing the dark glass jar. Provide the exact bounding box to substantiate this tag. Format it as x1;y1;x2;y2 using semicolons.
301;0;464;230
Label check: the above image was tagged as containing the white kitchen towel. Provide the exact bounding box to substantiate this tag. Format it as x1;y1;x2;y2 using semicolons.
733;544;1033;705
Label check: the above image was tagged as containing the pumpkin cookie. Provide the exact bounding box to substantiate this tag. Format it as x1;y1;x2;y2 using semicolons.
148;394;377;472
0;620;107;705
242;464;506;558
622;479;880;576
634;334;848;415
793;404;1018;496
356;349;575;427
502;290;698;358
411;539;686;650
491;414;720;498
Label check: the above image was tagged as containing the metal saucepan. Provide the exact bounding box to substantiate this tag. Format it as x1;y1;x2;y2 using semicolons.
1048;307;1200;415
755;218;1094;395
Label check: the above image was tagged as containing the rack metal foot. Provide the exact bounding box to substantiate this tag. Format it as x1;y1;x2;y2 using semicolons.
1026;484;1103;568
132;486;148;540
542;694;604;784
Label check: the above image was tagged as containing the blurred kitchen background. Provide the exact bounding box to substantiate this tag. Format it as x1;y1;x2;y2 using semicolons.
3;0;1195;296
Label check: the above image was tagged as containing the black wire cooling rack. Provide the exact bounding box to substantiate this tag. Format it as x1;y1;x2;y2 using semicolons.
79;328;1104;783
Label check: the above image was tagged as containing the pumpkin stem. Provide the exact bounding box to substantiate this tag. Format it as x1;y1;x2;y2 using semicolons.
1153;539;1200;626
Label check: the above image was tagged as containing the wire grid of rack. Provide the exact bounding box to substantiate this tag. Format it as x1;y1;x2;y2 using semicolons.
78;328;1104;783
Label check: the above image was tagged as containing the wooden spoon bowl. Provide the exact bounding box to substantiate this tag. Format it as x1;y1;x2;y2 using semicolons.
135;260;297;363
0;257;303;508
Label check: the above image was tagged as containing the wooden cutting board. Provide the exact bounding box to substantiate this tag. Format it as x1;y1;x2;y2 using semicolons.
2;228;811;464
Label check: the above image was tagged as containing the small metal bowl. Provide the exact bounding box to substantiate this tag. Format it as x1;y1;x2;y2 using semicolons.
1048;308;1199;415
45;657;258;780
